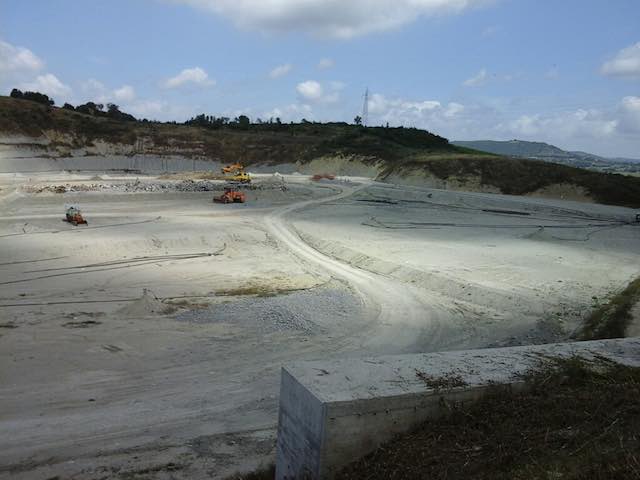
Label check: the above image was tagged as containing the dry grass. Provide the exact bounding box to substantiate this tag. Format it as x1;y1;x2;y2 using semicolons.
225;464;275;480
216;285;305;298
577;277;640;340
337;356;640;480
415;370;467;392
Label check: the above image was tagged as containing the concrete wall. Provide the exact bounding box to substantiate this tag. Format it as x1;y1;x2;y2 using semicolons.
275;338;640;479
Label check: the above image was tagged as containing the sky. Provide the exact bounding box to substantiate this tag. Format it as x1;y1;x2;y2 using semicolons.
1;0;639;158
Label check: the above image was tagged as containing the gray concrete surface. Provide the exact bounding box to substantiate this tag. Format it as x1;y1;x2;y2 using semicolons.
275;338;640;479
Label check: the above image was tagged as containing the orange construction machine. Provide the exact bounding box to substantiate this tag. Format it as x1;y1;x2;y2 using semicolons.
222;163;252;183
222;163;244;174
214;188;246;204
64;206;88;226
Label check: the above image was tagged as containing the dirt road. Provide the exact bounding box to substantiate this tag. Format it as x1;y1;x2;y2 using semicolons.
265;182;448;353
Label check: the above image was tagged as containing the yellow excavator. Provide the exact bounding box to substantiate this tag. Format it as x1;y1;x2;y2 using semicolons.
222;163;251;184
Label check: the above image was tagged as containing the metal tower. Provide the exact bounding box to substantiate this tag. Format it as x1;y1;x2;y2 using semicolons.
362;88;369;127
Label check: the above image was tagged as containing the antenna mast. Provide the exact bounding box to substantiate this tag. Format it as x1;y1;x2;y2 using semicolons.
362;87;369;127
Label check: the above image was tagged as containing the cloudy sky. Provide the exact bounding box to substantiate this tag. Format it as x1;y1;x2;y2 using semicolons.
1;0;639;157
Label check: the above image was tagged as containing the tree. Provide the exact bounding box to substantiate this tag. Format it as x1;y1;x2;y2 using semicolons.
75;101;112;115
62;103;75;111
10;88;54;106
354;115;362;126
105;103;136;121
237;115;250;130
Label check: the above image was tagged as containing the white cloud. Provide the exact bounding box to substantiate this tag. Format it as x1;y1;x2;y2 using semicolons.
463;68;488;87
296;80;324;101
296;80;341;103
79;79;136;104
367;93;468;131
170;0;495;38
365;92;640;156
444;102;465;117
126;99;197;121
264;103;313;122
82;78;106;93
269;63;292;79
503;109;617;140
163;67;215;88
128;100;167;117
113;85;136;102
317;58;335;69
618;96;640;134
601;42;640;78
20;73;71;100
0;40;44;74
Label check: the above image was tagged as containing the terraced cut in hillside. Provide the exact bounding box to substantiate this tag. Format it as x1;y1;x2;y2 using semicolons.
2;95;640;207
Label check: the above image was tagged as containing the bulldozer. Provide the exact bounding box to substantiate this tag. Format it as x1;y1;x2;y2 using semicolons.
214;188;246;204
64;206;87;226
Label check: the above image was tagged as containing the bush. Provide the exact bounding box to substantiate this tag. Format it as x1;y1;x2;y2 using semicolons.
9;88;54;106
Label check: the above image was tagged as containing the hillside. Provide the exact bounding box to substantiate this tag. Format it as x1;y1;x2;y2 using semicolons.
453;139;640;175
0;96;464;165
2;96;640;207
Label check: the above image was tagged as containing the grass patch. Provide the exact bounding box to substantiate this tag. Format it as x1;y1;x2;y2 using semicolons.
415;370;467;392
578;276;640;340
216;285;297;298
336;356;640;480
164;298;210;309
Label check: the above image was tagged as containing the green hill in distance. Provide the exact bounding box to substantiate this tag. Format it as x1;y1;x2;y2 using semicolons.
453;139;640;175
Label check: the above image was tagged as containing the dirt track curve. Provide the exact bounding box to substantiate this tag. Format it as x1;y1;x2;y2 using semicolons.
265;182;446;353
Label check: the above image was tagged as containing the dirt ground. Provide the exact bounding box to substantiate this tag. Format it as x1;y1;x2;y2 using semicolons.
1;170;639;479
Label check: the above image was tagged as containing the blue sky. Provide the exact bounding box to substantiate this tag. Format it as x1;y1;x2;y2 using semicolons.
1;0;639;157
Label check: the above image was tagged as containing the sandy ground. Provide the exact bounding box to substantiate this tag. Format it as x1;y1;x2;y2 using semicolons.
1;170;639;479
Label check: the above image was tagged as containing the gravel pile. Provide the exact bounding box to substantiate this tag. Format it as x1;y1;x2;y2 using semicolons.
25;179;288;194
175;287;362;334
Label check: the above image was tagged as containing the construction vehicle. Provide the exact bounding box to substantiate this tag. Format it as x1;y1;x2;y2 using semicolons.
64;206;87;226
222;162;244;174
222;162;252;184
230;171;251;183
214;188;246;204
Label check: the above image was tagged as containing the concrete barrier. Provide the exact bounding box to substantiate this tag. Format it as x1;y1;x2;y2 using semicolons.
275;338;640;479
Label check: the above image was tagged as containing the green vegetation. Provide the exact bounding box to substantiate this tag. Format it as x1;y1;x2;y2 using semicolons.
10;88;54;106
337;357;640;480
2;94;640;207
380;154;640;207
454;139;640;175
577;276;640;340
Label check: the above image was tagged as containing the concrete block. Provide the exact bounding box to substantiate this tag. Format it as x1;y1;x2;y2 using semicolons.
275;338;640;479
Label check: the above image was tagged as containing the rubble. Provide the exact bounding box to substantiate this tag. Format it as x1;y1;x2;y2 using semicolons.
22;178;287;194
